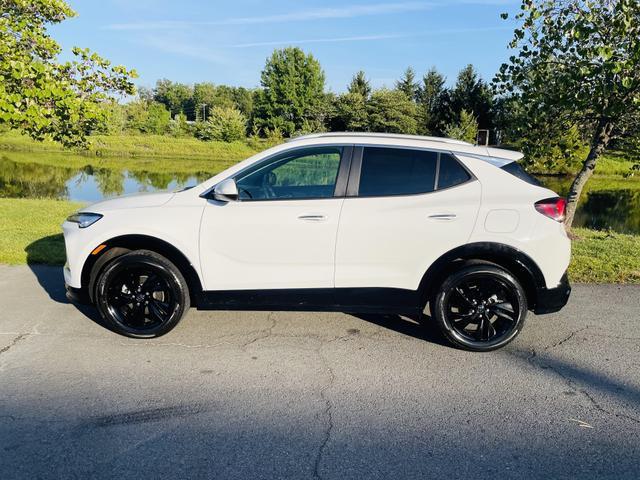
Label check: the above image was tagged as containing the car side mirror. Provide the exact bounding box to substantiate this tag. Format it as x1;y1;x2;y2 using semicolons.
212;178;239;202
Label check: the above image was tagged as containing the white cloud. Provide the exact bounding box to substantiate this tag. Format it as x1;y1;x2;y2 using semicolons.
230;34;409;49
104;2;438;30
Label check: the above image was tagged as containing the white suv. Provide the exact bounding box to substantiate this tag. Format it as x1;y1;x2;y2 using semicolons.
63;133;571;351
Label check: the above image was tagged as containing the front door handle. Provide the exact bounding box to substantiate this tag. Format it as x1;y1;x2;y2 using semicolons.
428;213;457;221
298;214;327;222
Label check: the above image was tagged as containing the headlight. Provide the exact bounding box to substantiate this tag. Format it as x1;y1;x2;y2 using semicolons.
67;212;103;228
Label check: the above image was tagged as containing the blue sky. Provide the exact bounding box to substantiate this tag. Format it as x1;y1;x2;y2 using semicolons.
53;1;520;92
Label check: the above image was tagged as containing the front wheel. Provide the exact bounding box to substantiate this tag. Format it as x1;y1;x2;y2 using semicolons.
94;250;190;338
431;265;527;351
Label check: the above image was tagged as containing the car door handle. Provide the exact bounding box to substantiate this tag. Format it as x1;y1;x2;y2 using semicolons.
428;213;457;221
298;214;327;222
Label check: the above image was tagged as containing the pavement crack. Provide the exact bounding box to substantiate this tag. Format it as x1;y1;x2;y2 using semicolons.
242;312;277;349
528;350;640;425
312;334;348;480
547;326;590;350
0;333;28;356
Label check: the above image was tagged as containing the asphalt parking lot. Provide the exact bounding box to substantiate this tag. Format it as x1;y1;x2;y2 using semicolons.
1;265;639;479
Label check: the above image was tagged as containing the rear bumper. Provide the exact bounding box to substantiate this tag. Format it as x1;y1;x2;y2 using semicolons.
534;272;571;314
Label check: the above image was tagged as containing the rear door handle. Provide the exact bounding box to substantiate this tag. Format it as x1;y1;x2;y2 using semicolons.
428;213;457;221
298;214;327;222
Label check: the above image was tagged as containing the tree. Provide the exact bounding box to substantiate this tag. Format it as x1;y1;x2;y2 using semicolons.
196;107;247;142
444;109;479;144
494;0;640;226
451;64;493;129
417;67;450;135
124;100;170;135
367;89;417;134
396;67;419;101
348;70;372;98
153;79;193;118
333;92;369;131
0;0;136;147
254;47;326;136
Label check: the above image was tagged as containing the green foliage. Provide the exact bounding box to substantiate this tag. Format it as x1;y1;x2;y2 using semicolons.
153;79;192;117
348;71;371;98
451;64;493;129
332;92;369;131
254;47;326;136
124;100;170;135
0;0;137;148
495;0;640;152
196;107;247;143
417;67;450;135
396;67;419;101
367;89;418;134
444;109;478;144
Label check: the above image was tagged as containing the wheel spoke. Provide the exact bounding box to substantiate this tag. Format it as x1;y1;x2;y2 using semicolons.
454;312;479;330
454;287;474;306
148;301;166;322
150;299;168;318
140;274;163;294
491;303;516;322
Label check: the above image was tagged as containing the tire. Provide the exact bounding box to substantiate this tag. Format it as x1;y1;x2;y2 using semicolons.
94;249;190;338
431;265;527;352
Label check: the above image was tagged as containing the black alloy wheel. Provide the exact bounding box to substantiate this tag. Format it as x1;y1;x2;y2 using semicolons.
432;265;527;351
95;250;190;338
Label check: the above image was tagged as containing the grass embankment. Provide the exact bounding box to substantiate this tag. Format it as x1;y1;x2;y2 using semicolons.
0;198;83;265
0;130;262;161
1;198;638;283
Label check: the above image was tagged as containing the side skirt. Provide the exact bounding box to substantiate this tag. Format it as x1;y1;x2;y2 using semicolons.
196;287;423;315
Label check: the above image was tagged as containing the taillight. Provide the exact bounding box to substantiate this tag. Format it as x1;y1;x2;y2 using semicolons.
535;197;566;222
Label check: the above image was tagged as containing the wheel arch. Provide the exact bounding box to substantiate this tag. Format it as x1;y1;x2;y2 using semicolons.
418;242;546;311
81;234;203;304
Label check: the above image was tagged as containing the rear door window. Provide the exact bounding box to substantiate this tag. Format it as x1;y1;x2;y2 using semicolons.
358;147;437;197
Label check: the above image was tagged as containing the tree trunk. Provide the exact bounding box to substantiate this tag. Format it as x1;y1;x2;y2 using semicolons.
564;120;614;228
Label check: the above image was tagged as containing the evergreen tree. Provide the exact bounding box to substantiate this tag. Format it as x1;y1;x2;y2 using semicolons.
348;70;372;98
395;67;419;101
254;47;326;136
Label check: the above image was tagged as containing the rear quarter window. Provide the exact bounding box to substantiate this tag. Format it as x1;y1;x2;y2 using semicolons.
500;162;542;187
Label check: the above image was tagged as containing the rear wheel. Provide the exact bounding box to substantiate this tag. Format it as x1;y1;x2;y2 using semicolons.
94;250;190;338
431;265;527;351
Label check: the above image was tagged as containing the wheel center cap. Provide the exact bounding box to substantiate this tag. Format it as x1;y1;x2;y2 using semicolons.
136;293;146;303
478;305;486;312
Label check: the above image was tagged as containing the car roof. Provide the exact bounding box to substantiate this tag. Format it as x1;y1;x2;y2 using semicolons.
287;132;524;164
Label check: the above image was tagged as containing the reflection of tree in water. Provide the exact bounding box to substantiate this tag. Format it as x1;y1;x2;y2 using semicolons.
129;170;201;191
93;167;125;197
0;156;72;199
576;190;640;234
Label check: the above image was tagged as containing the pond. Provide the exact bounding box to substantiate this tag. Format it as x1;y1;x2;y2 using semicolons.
1;152;639;234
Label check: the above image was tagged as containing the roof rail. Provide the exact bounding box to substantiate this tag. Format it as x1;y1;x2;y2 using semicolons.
286;132;473;146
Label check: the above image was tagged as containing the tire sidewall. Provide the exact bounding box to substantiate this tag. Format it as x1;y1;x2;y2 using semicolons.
433;266;528;352
95;252;189;338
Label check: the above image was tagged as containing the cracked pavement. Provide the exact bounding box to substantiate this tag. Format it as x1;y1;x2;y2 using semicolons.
1;265;639;479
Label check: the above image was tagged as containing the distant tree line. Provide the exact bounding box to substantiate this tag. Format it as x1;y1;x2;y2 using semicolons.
98;47;497;146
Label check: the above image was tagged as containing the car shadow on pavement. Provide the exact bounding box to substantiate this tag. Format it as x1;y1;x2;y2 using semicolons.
349;312;451;347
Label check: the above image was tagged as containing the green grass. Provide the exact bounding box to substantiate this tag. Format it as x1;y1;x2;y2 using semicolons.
569;227;640;283
0;198;83;265
0;130;262;160
1;198;639;284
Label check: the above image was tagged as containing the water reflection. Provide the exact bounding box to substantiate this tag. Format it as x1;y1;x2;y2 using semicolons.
0;156;208;203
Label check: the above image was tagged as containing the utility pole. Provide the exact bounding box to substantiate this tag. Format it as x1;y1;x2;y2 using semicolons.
201;104;207;122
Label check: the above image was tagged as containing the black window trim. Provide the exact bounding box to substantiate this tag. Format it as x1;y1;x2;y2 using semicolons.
202;144;354;203
346;144;476;199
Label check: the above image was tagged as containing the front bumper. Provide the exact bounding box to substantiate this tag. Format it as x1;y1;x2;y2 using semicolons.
65;283;91;305
534;272;571;314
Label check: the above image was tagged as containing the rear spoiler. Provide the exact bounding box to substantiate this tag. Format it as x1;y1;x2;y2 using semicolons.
458;147;524;168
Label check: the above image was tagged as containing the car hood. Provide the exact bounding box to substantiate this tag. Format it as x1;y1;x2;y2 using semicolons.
81;191;175;213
